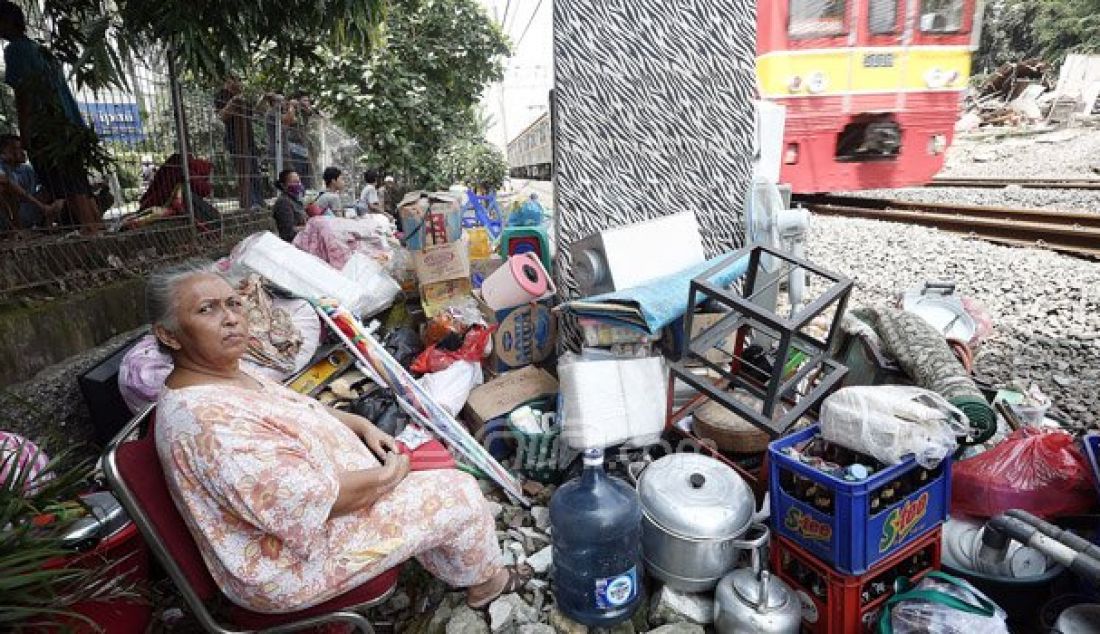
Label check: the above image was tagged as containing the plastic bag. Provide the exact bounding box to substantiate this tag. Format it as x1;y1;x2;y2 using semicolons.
231;231;372;315
417;360;484;417
382;327;424;369
508;194;545;226
820;386;969;469
879;572;1008;634
411;325;495;374
352;389;406;437
342;253;401;317
952;427;1096;519
0;432;52;495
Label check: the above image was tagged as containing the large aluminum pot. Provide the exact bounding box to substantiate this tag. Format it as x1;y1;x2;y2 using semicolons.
631;453;759;592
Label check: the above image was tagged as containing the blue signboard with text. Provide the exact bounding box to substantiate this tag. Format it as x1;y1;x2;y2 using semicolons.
78;102;145;144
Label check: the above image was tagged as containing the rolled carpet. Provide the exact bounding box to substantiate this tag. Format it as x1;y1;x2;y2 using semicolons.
858;307;997;445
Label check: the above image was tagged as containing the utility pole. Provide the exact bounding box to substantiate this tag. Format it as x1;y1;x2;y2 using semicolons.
493;2;509;150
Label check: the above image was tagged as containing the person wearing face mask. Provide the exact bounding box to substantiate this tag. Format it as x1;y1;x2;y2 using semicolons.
272;169;306;242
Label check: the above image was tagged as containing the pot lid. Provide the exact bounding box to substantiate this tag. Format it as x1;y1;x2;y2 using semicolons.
637;453;754;539
730;569;791;611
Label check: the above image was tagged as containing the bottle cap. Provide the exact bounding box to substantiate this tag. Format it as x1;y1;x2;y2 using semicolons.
583;448;603;466
847;464;870;481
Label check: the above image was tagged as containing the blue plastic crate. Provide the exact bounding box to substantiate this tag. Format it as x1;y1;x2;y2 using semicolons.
769;425;951;575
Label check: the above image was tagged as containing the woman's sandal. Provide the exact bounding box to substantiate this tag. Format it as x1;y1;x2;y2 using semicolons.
467;563;534;609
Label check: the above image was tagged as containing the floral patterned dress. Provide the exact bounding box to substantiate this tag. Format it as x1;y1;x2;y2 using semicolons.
155;375;502;613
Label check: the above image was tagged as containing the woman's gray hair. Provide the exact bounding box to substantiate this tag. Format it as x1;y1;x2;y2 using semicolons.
146;259;220;331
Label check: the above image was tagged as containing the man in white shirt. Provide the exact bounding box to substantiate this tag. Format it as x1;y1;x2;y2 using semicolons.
356;168;383;216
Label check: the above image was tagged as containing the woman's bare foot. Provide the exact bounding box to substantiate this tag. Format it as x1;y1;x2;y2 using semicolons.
467;564;534;609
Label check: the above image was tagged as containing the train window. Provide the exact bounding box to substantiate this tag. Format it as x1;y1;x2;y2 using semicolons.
789;0;847;39
919;0;965;33
868;0;898;34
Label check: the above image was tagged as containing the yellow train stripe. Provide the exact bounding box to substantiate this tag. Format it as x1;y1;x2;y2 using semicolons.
757;47;972;98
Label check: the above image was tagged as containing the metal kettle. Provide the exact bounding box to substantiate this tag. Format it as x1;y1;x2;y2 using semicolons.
714;526;802;634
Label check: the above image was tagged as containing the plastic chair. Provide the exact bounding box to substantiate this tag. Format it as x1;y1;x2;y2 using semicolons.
102;406;399;633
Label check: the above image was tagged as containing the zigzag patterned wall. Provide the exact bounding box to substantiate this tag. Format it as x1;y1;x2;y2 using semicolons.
552;0;758;348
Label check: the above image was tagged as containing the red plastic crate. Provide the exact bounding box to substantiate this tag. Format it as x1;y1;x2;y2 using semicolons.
771;526;942;634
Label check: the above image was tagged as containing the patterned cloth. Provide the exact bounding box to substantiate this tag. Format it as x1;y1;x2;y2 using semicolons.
860;308;996;443
237;274;304;373
156;374;502;613
292;215;398;271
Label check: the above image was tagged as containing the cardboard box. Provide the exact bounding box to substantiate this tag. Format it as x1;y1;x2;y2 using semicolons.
414;235;471;286
476;292;557;373
420;278;473;318
399;191;463;250
464;365;559;432
690;313;738;366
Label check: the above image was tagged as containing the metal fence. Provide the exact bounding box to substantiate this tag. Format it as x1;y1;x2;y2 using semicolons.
0;3;367;299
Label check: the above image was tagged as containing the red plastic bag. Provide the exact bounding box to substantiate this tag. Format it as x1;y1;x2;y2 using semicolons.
410;325;495;374
952;427;1096;519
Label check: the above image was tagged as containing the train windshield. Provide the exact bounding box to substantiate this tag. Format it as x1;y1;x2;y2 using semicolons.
919;0;965;33
789;0;847;39
868;0;898;34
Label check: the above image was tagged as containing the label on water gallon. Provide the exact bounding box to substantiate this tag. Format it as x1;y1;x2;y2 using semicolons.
594;566;638;609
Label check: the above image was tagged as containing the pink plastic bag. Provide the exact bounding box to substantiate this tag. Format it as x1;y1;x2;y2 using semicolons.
952;427;1096;519
0;432;52;495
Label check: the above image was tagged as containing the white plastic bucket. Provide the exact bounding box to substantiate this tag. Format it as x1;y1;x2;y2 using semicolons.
481;252;555;311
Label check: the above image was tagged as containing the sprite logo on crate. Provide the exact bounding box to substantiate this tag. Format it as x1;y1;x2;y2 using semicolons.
879;492;929;552
784;507;832;542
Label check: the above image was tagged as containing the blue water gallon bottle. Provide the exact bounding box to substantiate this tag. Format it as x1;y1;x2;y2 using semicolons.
550;448;643;627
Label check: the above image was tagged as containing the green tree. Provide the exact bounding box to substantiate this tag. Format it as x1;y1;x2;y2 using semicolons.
976;0;1100;71
1032;0;1100;60
438;137;509;192
975;0;1041;73
28;0;386;90
251;0;509;189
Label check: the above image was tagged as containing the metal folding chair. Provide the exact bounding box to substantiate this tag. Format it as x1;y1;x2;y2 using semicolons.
102;406;399;633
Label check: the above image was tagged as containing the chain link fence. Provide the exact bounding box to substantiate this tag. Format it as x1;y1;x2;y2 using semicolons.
0;3;367;299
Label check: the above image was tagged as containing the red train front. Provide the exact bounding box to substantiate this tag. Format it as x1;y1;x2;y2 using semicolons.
757;1;982;192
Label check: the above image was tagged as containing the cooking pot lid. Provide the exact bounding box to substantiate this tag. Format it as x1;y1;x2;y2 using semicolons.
638;453;754;539
731;569;791;611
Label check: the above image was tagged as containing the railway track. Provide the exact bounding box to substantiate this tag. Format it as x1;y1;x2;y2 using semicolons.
792;194;1100;259
929;177;1100;190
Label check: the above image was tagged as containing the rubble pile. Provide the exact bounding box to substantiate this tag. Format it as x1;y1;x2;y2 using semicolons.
961;56;1100;131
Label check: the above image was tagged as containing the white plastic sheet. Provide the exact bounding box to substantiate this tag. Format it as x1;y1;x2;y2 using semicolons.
559;353;667;450
231;231;372;314
820;386;968;468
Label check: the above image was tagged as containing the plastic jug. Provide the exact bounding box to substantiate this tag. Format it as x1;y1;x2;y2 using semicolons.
551;448;644;627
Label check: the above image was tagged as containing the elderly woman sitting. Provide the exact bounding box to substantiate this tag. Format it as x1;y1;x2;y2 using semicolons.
147;261;530;613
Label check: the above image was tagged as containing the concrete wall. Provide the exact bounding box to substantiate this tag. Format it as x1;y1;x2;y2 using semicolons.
0;279;146;387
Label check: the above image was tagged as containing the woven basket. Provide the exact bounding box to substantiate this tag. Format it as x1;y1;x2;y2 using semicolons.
692;397;771;454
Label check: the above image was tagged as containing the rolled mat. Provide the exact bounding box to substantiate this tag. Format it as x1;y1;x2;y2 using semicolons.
860;308;997;445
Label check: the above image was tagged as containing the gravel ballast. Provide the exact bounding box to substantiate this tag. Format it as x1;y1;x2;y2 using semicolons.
807;215;1100;429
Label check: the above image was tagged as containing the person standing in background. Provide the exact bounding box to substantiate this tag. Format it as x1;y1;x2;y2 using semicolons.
214;74;265;213
314;166;346;217
0;1;101;233
381;174;398;218
356;168;383;216
0;134;62;230
284;94;315;189
272;169;306;242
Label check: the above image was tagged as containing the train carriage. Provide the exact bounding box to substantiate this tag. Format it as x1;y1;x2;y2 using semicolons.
507;1;983;193
760;0;982;192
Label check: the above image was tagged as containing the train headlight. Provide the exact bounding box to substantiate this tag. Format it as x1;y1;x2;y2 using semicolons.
788;76;804;93
807;72;828;94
